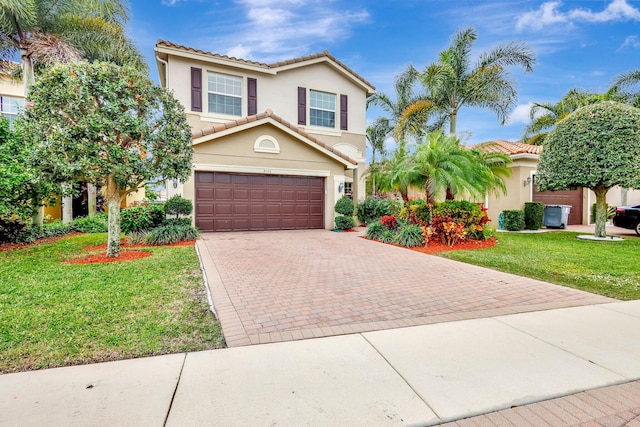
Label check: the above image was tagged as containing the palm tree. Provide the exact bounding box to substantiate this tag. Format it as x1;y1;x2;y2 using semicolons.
366;117;392;194
0;0;144;96
375;144;418;204
402;27;535;136
610;69;640;108
522;88;598;144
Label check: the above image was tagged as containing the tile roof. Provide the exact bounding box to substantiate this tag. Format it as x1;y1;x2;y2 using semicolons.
155;40;375;91
192;109;358;166
473;139;542;156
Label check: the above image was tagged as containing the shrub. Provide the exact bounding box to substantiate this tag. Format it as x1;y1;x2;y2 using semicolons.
334;196;355;216
144;224;200;245
399;198;431;225
71;214;108;233
380;215;398;230
524;202;544;230
433;201;487;226
126;230;148;245
365;221;385;240
164;195;192;218
379;229;396;243
481;225;496;240
0;219;41;243
120;204;165;233
356;196;399;225
394;224;424;247
334;215;355;230
41;220;73;238
502;210;525;231
162;217;192;227
430;215;467;246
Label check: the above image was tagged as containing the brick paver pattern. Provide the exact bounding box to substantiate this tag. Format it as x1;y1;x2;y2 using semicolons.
440;380;640;427
200;230;613;347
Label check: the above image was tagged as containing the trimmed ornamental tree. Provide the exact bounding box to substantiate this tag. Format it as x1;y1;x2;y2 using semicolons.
0;116;55;220
536;102;640;238
17;61;193;257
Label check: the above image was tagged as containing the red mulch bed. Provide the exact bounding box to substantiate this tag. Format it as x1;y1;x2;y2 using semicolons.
82;240;195;251
343;228;359;233
409;237;496;254
362;236;497;254
69;240;196;265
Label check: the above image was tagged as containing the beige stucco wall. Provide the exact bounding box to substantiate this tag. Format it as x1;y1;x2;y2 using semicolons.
485;158;537;226
179;122;351;229
0;74;23;97
166;55;367;140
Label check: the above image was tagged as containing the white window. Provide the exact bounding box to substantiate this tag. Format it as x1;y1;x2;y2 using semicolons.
207;72;242;116
310;90;335;128
1;96;24;125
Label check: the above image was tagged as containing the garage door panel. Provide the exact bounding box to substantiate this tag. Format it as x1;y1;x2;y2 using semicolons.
532;176;583;225
281;190;295;201
233;204;251;215
197;203;214;215
213;173;231;184
195;172;325;232
214;188;232;200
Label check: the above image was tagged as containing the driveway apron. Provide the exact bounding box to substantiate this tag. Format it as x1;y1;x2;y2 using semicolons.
197;230;613;347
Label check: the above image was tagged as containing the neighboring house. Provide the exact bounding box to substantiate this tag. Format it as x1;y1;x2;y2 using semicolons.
476;140;640;226
154;40;375;231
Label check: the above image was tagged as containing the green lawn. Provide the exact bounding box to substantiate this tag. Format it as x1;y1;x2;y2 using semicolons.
0;233;225;373
439;231;640;300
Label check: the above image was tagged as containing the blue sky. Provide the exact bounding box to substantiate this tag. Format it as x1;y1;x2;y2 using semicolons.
128;0;640;147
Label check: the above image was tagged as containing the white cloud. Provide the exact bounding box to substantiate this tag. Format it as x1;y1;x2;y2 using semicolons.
517;0;640;31
161;0;183;5
209;0;370;62
569;0;640;22
508;103;534;124
618;35;640;50
516;2;568;32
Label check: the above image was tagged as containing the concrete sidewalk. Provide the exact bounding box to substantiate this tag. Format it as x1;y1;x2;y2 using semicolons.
2;300;640;426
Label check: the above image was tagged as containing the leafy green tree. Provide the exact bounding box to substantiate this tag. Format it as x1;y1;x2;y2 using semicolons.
0;116;54;220
536;102;640;238
17;62;193;257
402;27;535;136
375;144;418;204
0;0;144;95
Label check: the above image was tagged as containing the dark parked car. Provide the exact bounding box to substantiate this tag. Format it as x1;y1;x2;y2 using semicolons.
613;204;640;236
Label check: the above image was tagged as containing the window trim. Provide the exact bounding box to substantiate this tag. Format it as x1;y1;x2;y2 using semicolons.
253;135;280;154
206;71;243;117
309;89;336;128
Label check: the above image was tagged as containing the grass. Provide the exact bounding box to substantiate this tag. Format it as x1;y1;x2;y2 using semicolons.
0;233;225;373
439;231;640;300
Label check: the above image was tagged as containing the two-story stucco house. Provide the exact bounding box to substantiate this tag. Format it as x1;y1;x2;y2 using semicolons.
154;40;375;232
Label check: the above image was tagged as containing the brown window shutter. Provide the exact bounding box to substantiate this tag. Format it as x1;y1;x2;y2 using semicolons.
247;78;257;115
340;94;348;130
298;87;306;125
191;67;202;112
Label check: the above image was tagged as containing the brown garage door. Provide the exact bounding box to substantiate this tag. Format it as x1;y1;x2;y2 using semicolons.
195;172;324;232
532;176;583;225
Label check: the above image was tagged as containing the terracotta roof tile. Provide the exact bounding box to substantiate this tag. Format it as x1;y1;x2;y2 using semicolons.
192;110;358;166
473;139;542;156
156;40;375;91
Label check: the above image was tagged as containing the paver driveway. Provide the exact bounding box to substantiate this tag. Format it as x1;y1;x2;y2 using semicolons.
197;230;613;347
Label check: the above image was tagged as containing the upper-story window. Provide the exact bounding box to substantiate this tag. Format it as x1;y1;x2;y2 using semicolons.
207;72;242;116
309;90;335;128
1;96;24;125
